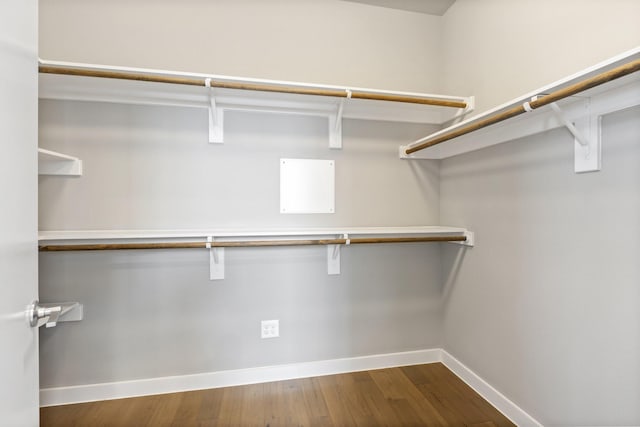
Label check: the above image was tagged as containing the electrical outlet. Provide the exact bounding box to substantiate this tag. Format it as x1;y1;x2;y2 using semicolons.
261;319;279;339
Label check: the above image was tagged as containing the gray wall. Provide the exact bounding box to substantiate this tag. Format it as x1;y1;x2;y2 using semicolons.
439;1;640;425
440;107;640;426
442;0;640;115
39;0;444;93
38;103;443;387
38;0;448;388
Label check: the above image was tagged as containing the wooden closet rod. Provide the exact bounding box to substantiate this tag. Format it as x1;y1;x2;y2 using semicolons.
38;235;466;252
38;65;467;109
405;59;640;155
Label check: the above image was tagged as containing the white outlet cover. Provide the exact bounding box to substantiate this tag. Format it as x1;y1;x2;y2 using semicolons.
261;319;279;339
280;158;335;214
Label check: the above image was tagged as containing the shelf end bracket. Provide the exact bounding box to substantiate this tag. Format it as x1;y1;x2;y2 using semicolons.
449;231;474;247
449;95;475;124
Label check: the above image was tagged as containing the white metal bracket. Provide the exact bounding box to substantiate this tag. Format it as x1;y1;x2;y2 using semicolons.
327;233;348;275
328;90;351;149
207;236;225;280
449;231;475;247
205;79;225;144
547;101;600;173
523;94;600;174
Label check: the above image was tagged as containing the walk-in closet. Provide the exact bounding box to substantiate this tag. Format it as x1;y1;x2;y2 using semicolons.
2;1;639;425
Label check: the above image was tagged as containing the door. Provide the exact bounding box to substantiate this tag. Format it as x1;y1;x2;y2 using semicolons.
0;0;40;425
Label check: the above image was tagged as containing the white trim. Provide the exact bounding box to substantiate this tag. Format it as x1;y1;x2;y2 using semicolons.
40;349;440;407
441;350;542;427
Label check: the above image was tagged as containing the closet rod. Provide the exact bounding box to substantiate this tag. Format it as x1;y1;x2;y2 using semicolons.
38;235;467;252
404;59;640;155
39;65;467;109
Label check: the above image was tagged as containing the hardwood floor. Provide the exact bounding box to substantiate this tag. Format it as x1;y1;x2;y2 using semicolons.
40;363;515;427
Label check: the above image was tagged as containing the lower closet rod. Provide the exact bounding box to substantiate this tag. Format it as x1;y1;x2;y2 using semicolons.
39;235;467;252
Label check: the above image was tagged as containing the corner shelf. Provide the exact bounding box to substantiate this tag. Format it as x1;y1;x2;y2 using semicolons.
38;59;474;148
400;47;640;173
39;226;474;281
38;148;83;176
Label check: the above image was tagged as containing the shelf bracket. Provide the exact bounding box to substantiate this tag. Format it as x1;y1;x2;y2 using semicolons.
545;99;600;173
207;236;225;280
548;102;588;147
328;90;351;150
523;95;600;173
327;233;347;275
205;79;225;144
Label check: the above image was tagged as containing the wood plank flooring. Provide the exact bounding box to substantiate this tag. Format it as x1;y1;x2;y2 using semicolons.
40;363;515;427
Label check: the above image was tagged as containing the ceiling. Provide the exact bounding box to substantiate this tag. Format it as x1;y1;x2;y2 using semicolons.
341;0;456;16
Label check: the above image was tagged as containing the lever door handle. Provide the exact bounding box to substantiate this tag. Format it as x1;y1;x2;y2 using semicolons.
27;300;80;328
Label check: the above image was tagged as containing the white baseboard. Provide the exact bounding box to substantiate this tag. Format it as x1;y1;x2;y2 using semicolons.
40;348;441;407
41;347;541;426
440;350;542;426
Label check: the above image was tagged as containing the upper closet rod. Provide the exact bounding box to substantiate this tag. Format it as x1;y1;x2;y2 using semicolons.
39;64;467;109
404;59;640;155
39;235;466;252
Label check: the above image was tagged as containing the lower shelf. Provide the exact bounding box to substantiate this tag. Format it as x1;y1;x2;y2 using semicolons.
38;226;474;280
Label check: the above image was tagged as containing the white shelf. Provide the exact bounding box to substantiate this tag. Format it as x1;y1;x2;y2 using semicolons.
38;226;470;243
38;59;473;148
401;47;640;166
39;70;469;124
38;148;83;176
39;226;473;281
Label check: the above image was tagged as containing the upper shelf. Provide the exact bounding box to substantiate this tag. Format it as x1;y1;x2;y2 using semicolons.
38;59;473;126
400;47;640;168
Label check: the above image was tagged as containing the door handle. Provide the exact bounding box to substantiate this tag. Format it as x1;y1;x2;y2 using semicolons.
27;300;82;328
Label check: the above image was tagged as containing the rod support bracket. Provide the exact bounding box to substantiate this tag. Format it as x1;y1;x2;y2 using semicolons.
208;236;225;280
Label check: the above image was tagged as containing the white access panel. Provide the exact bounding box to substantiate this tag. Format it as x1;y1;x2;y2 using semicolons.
280;158;335;214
